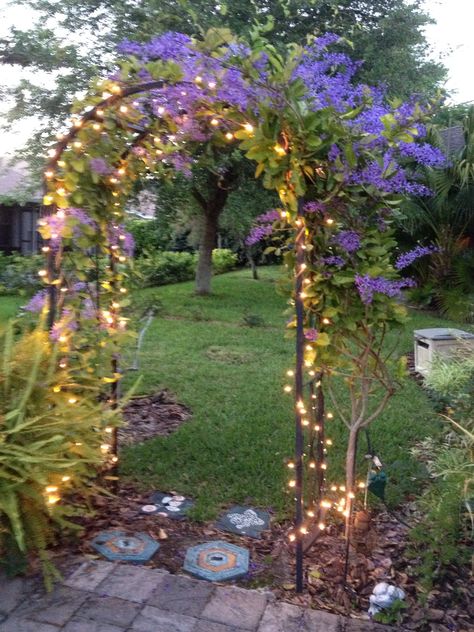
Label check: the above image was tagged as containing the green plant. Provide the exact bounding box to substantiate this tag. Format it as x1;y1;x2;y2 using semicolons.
0;255;43;296
241;312;266;327
0;322;122;586
211;248;238;275
409;352;474;591
373;599;408;625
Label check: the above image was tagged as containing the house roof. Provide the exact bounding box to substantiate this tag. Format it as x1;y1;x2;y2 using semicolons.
0;158;42;204
439;126;465;157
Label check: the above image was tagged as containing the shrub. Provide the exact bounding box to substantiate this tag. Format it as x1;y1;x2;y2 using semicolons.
132;249;237;287
0;255;43;295
211;248;238;275
0;322;121;586
409;352;474;592
125;218;167;256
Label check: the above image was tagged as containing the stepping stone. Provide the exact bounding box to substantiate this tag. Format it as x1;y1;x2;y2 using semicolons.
91;530;159;563
140;492;194;520
216;506;270;538
183;541;249;582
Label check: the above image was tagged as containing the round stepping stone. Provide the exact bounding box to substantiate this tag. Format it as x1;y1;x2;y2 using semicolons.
91;530;160;563
141;491;194;520
183;541;249;582
216;505;270;539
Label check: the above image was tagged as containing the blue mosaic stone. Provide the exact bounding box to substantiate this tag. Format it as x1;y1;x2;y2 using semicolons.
91;530;160;563
216;506;271;538
183;541;249;582
143;491;194;520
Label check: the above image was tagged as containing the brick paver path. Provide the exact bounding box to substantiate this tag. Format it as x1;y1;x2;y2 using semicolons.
0;560;398;631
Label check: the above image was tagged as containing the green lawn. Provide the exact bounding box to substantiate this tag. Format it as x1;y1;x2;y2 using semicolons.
119;267;461;520
2;269;464;521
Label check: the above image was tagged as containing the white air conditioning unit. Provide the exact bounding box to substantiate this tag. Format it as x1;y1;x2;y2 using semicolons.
414;328;474;377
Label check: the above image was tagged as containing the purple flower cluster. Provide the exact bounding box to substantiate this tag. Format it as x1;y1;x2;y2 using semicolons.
398;142;446;168
25;290;47;313
334;230;360;253
324;255;345;267
355;274;416;304
108;224;135;257
304;201;327;214
245;224;273;246
395;245;439;270
90;157;113;175
50;307;78;342
257;209;281;223
304;328;319;341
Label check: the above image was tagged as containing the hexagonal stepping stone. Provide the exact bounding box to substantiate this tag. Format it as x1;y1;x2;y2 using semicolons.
91;530;159;564
183;541;249;582
140;491;194;520
216;506;270;538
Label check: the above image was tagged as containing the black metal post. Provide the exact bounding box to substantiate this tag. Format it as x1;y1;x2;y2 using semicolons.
294;197;306;593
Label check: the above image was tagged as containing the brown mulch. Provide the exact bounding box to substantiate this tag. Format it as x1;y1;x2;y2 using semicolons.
48;389;473;632
119;390;192;445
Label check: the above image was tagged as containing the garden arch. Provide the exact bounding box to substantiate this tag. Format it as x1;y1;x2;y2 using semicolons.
38;30;441;591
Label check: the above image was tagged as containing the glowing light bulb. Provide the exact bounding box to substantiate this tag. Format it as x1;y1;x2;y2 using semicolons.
68;397;77;404
59;361;67;369
274;144;286;156
326;412;334;419
111;84;121;94
111;455;119;463
96;109;104;117
73;141;82;149
48;494;60;505
286;369;294;377
289;533;296;542
210;118;219;126
225;132;234;140
320;500;331;509
100;443;110;454
309;461;316;469
326;439;333;446
47;148;57;158
331;485;338;492
195;75;203;83
119;105;128;113
307;510;315;518
73;119;82;128
322;318;331;325
243;122;254;133
93;122;101;131
288;480;296;488
300;526;308;535
42;246;50;253
302;419;309;426
57;187;67;196
45;170;54;179
208;81;216;89
348;492;355;499
287;462;295;469
314;425;320;431
318;522;325;531
320;463;327;470
358;482;366;489
59;335;67;343
157;106;165;115
45;486;58;493
339;485;346;492
283;385;292;393
62;475;71;482
326;218;334;225
38;269;47;277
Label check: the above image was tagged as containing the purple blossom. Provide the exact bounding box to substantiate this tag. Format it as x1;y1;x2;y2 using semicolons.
324;255;345;266
304;328;319;341
50;308;78;342
304;201;326;214
398;142;446;168
355;274;416;304
245;224;273;246
334;230;360;253
108;224;135;257
257;209;281;223
90;157;113;175
25;290;47;312
395;245;439;270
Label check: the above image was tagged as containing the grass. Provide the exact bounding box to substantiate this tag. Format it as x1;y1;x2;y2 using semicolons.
118;267;459;520
2;268;464;521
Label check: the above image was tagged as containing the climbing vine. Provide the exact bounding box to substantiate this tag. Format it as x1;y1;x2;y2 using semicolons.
28;27;445;589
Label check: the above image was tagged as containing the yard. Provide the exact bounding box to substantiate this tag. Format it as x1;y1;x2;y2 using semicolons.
115;267;453;520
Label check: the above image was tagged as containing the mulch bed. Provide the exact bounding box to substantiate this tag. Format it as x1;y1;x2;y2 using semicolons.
50;390;473;632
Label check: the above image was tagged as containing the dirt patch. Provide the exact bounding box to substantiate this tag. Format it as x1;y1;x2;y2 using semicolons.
205;345;254;365
119;390;192;445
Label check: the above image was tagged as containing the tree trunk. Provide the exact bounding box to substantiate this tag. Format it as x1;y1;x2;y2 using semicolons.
195;210;218;295
345;426;359;538
246;247;259;280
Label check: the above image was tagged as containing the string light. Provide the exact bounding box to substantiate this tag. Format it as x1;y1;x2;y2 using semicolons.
289;533;296;542
110;84;121;94
225;132;234;140
62;475;71;482
119;105;128;113
47;148;57;158
307;510;315;518
194;75;203;83
100;443;111;454
288;480;296;488
326;218;334;225
111;455;119;463
320;500;331;509
326;439;333;446
243;122;254;133
358;481;366;489
208;81;216;89
318;522;326;530
210;118;219;126
38;269;47;277
326;412;334;419
58;160;66;168
45;170;54;179
92;122;102;131
300;526;308;535
287;462;295;469
157;106;165;115
309;461;316;468
68;397;78;404
274;144;286;156
73;141;82;149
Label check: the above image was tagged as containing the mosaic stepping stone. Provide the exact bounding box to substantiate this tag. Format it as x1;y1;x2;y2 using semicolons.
140;492;194;520
91;530;160;563
216;506;270;538
184;541;249;582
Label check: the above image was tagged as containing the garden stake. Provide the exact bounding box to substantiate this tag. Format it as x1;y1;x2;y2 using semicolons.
294;196;306;593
